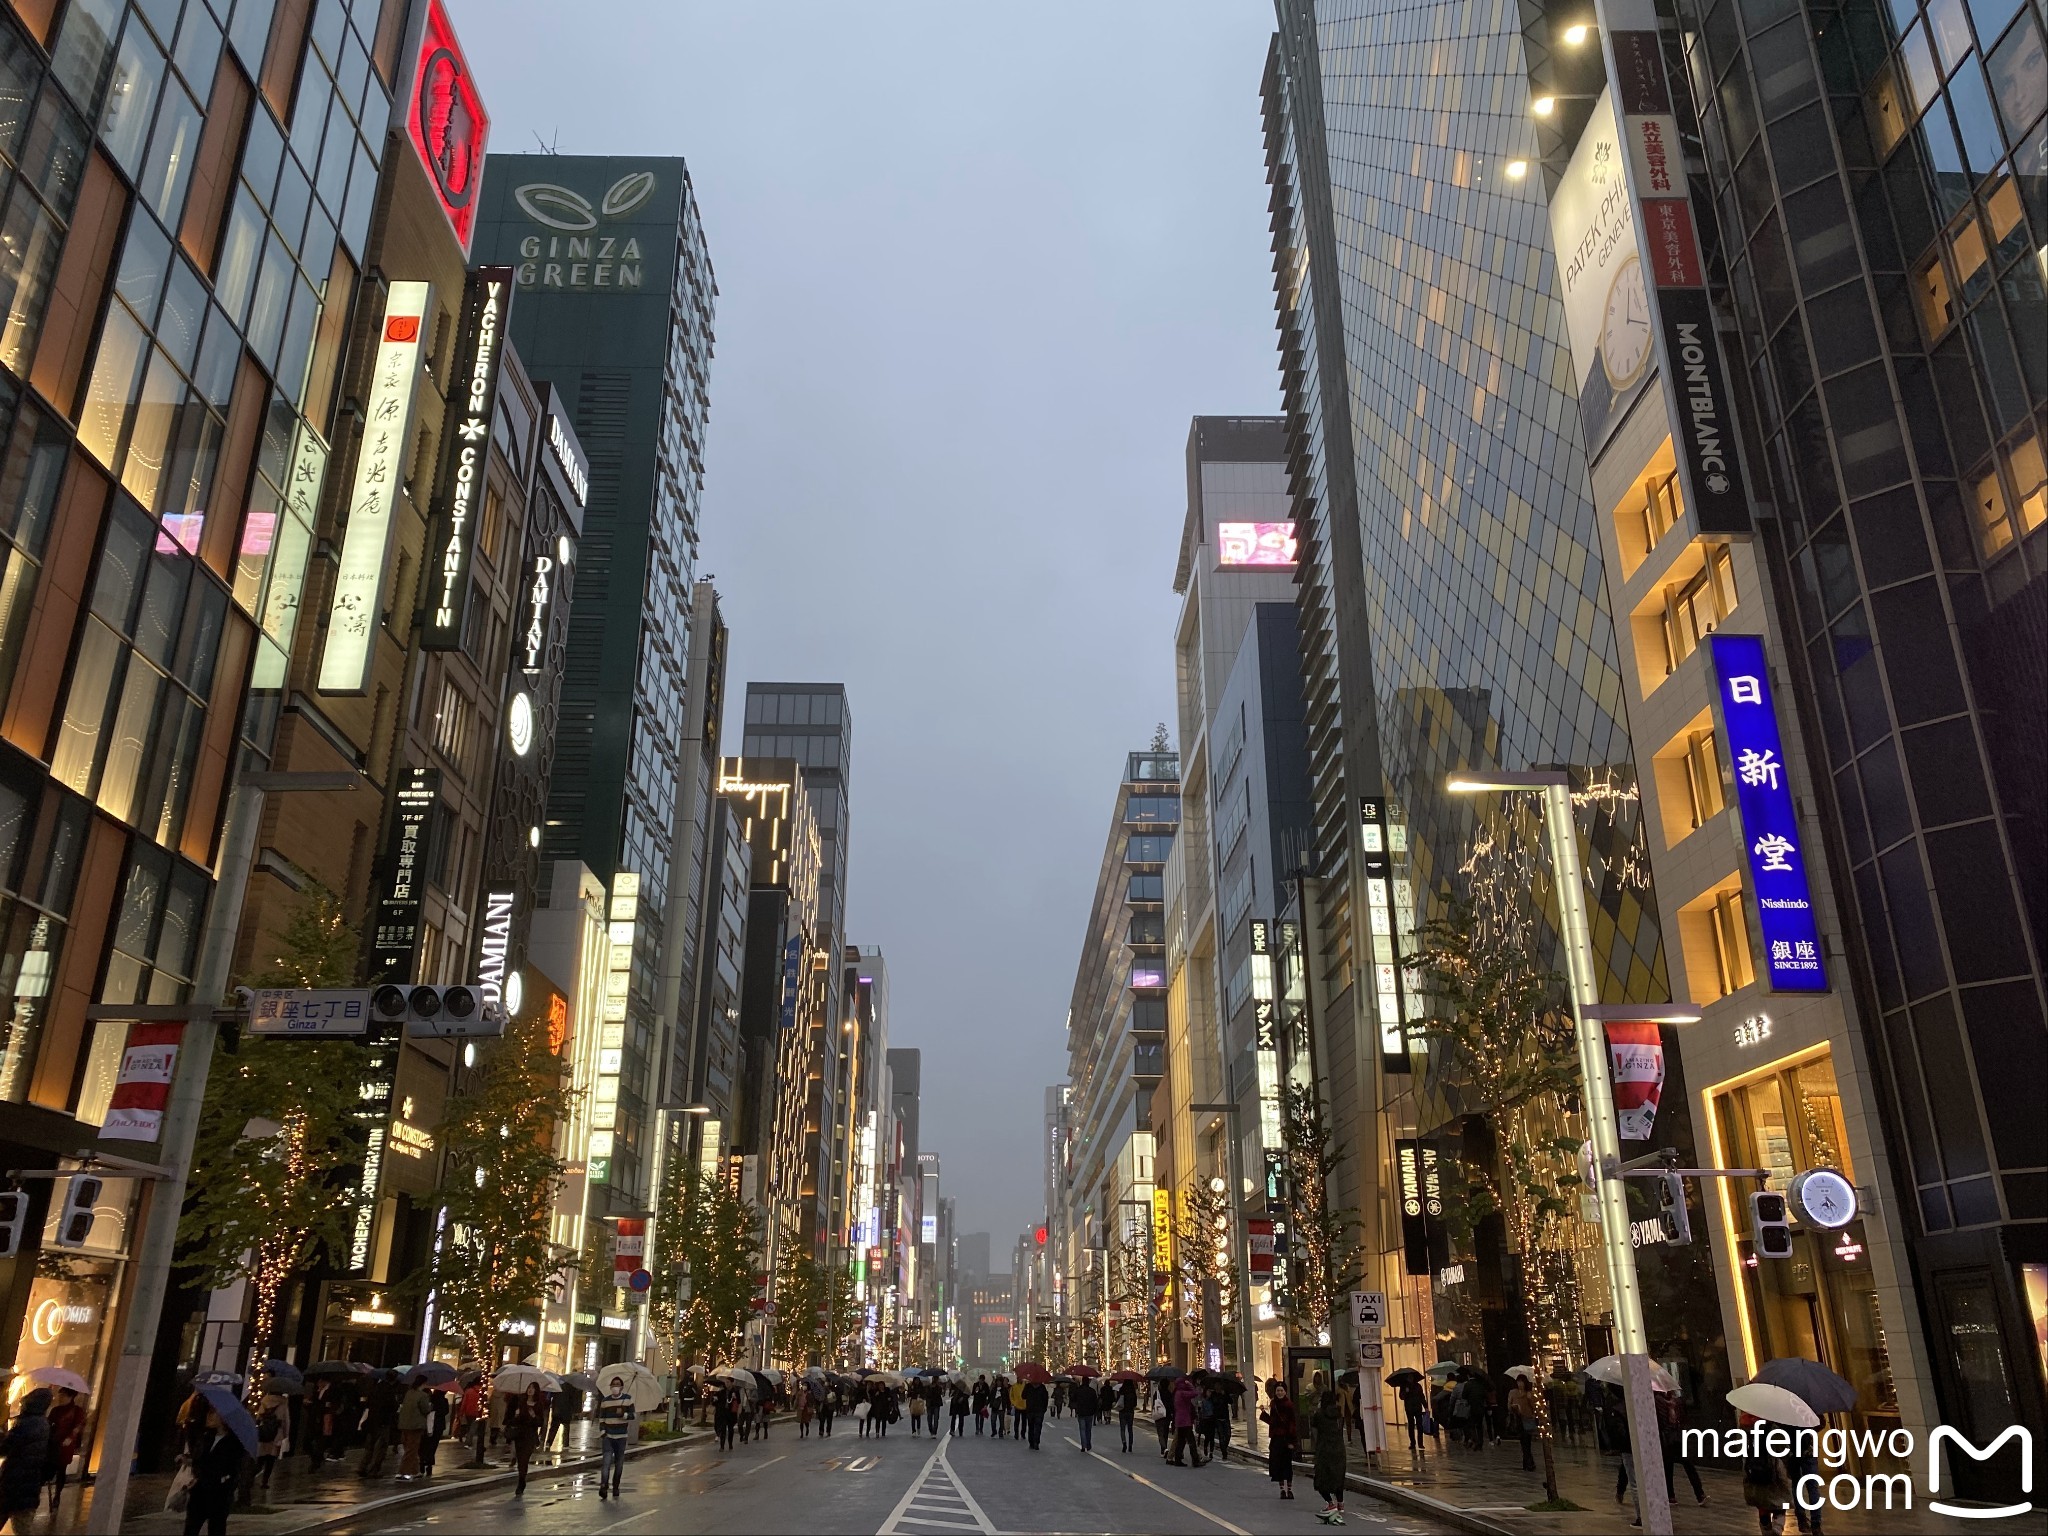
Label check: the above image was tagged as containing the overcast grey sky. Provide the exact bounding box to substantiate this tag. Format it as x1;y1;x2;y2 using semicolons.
458;2;1280;1250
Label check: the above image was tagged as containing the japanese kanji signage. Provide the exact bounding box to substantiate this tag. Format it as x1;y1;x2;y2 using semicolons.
423;266;513;649
320;281;432;693
370;766;440;985
247;988;373;1037
1709;634;1828;992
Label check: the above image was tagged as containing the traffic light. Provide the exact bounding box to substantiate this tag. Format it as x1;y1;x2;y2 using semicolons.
1749;1190;1793;1258
371;985;410;1035
1657;1172;1691;1245
388;984;503;1039
52;1175;102;1250
0;1191;28;1257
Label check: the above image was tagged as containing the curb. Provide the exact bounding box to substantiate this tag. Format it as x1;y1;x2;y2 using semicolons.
249;1432;709;1534
1208;1442;1522;1536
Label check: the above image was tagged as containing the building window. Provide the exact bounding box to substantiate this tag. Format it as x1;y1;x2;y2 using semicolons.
431;680;474;775
1126;873;1163;903
0;400;68;708
1712;888;1757;996
1125;795;1180;825
1640;470;1682;553
1684;729;1725;829
1125;834;1172;863
1661;544;1739;673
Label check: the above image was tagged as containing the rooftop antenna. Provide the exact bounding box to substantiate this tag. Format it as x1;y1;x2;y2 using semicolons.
532;128;561;155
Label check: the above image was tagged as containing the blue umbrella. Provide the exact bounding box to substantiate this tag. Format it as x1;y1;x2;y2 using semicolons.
261;1360;304;1392
197;1384;260;1455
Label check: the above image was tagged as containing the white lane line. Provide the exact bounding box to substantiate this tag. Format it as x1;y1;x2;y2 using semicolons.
1066;1438;1252;1536
738;1453;787;1477
878;1439;953;1535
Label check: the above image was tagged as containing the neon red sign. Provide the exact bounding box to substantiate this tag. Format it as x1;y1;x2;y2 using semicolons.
407;0;489;253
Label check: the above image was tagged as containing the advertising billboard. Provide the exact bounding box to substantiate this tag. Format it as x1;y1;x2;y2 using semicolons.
1548;90;1649;459
1708;634;1828;992
320;282;431;694
423;266;513;649
1216;521;1298;567
407;0;489;253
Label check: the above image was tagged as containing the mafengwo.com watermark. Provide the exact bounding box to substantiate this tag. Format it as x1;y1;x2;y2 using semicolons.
1681;1424;2034;1521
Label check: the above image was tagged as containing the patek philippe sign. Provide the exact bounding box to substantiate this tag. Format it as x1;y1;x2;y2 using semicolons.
1549;90;1649;459
1708;634;1829;992
320;282;432;694
422;266;513;649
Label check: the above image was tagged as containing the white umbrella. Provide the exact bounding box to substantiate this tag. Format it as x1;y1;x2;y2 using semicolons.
15;1367;91;1395
1504;1365;1537;1381
491;1365;561;1396
596;1362;662;1412
757;1368;785;1387
1583;1355;1679;1393
1728;1380;1820;1428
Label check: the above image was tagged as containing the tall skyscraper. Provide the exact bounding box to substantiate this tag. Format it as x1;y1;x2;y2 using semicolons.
473;154;716;1212
742;683;853;1254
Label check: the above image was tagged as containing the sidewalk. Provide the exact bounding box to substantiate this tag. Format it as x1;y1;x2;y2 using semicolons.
30;1422;704;1536
1313;1430;1951;1536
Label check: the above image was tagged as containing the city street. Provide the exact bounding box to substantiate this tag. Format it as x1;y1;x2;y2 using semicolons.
331;1430;1456;1535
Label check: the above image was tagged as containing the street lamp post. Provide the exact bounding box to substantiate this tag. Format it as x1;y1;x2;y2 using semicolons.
1446;771;1673;1536
85;769;365;1534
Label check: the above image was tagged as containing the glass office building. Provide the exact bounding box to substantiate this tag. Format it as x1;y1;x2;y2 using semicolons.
471;154;716;1209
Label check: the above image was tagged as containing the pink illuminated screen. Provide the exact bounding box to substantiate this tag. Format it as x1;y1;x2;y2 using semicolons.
1217;521;1297;567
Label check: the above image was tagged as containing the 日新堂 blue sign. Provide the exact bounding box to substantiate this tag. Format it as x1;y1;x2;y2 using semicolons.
1709;633;1828;992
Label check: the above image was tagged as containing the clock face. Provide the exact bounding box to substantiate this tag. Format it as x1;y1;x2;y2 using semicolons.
1601;255;1653;391
1790;1168;1858;1229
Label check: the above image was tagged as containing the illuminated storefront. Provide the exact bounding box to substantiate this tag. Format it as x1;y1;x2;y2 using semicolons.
1707;1046;1898;1431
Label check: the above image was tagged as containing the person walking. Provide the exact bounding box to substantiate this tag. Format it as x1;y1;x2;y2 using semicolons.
1;1388;51;1536
1741;1414;1795;1535
1600;1385;1638;1514
1117;1379;1138;1453
1259;1380;1298;1501
950;1383;969;1436
972;1378;989;1435
507;1385;544;1497
596;1379;633;1500
713;1387;737;1451
1021;1377;1049;1450
1398;1374;1429;1453
1209;1381;1235;1462
1071;1378;1098;1452
819;1386;837;1438
395;1382;428;1482
183;1404;247;1536
1009;1378;1026;1441
44;1387;85;1511
1507;1376;1538;1472
991;1377;1008;1438
547;1383;577;1452
253;1393;286;1494
300;1381;330;1471
908;1383;925;1436
1052;1381;1066;1420
1456;1369;1490;1451
356;1377;396;1480
797;1383;815;1438
1153;1383;1173;1457
421;1390;448;1477
1168;1375;1203;1466
1312;1388;1350;1524
1658;1388;1708;1506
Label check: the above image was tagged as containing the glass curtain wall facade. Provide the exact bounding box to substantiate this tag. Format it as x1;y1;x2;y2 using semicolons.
0;0;399;1449
1665;0;2048;1447
1267;0;1726;1395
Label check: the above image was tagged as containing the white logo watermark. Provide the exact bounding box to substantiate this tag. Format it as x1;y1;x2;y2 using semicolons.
1679;1425;2034;1521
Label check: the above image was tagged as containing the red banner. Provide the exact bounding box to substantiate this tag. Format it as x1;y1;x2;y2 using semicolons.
1246;1218;1277;1276
101;1023;182;1141
1606;1022;1667;1141
613;1217;645;1279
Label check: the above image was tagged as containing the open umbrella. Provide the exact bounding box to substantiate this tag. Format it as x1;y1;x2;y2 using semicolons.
1063;1364;1101;1379
1424;1361;1462;1379
1583;1355;1679;1393
1754;1358;1856;1416
1504;1365;1537;1381
1728;1380;1821;1429
407;1361;457;1388
1145;1364;1185;1383
915;1367;950;1379
596;1362;662;1413
1108;1369;1145;1384
260;1361;302;1392
491;1364;561;1396
562;1372;598;1394
1385;1368;1424;1389
1013;1363;1052;1385
303;1360;362;1379
193;1370;244;1390
15;1367;90;1395
196;1385;260;1455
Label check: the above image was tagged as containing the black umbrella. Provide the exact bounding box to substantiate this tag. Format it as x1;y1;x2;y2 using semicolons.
1755;1358;1857;1415
1146;1365;1185;1383
304;1360;361;1379
260;1360;303;1392
1385;1368;1424;1388
407;1361;458;1388
916;1367;950;1379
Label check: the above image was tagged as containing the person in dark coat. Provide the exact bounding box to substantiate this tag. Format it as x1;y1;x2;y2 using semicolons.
1311;1389;1350;1523
1116;1379;1138;1453
506;1385;544;1495
1741;1414;1794;1535
45;1387;85;1510
1209;1381;1235;1462
1399;1374;1430;1452
713;1387;737;1451
1258;1379;1297;1499
1;1388;52;1534
1070;1379;1099;1452
184;1406;248;1536
1021;1379;1049;1450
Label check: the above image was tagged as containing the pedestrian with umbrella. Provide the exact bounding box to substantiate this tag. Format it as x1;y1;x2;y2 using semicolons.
949;1378;969;1436
1311;1386;1350;1523
1387;1368;1428;1453
44;1384;86;1512
1505;1367;1538;1471
1070;1374;1099;1453
1259;1378;1298;1501
356;1371;399;1480
185;1387;256;1536
395;1377;429;1482
506;1384;545;1496
1114;1373;1139;1453
595;1373;634;1500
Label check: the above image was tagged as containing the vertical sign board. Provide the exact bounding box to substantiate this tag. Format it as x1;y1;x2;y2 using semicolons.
406;0;489;254
1250;919;1286;1201
779;934;803;1029
370;767;441;984
320;282;432;693
422;266;514;649
1359;799;1411;1072
100;1024;183;1142
1707;635;1829;991
1151;1186;1173;1306
1395;1138;1447;1276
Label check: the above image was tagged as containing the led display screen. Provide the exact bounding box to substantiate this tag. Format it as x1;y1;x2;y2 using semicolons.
1217;521;1298;567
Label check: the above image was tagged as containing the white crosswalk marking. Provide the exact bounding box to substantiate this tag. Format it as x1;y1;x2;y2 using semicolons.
876;1438;998;1535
